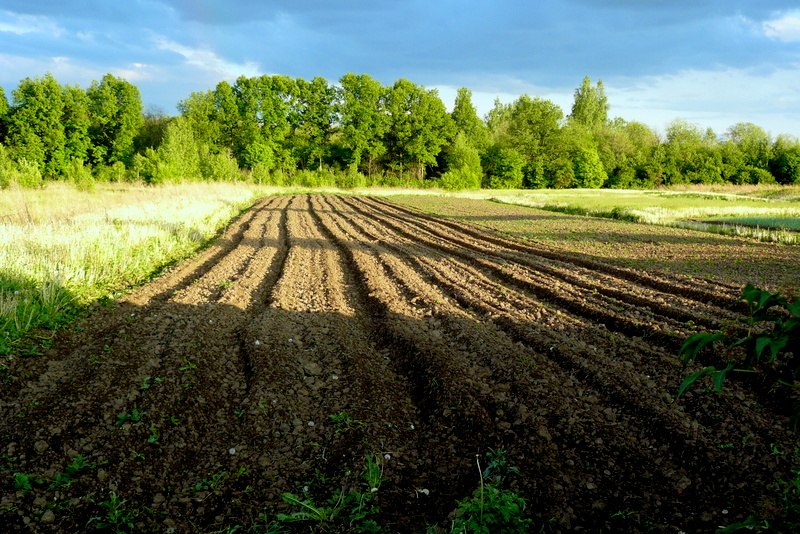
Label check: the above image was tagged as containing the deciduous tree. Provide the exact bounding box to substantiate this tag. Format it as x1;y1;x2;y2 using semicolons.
62;84;92;163
451;87;488;150
7;73;66;175
384;78;453;179
338;73;388;174
87;74;143;166
569;76;609;130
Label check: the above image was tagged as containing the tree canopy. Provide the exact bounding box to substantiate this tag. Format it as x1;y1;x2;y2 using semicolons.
0;71;797;190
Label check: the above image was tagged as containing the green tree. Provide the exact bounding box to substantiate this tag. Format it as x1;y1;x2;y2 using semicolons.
569;76;609;130
292;76;336;169
485;98;513;144
504;95;564;187
727;122;772;170
151;116;200;183
7;73;66;176
62;84;92;163
177;91;220;150
338;73;388;174
451;87;489;150
573;146;607;188
87;74;143;166
211;81;240;159
384;78;453;179
598;119;660;188
482;145;525;189
440;132;482;190
133;105;170;154
772;135;800;184
0;86;8;144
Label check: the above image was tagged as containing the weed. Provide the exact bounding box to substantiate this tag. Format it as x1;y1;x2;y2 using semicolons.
329;411;364;433
179;359;198;371
218;279;233;289
50;455;96;489
441;450;532;534
116;405;146;426
88;491;135;533
717;466;800;533
140;376;162;390
146;423;160;443
273;454;386;532
13;472;42;495
677;284;800;428
192;471;228;493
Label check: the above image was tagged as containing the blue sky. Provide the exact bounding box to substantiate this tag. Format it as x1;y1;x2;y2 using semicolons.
1;1;799;137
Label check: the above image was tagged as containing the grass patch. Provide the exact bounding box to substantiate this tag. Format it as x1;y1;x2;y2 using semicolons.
0;181;261;354
448;187;800;245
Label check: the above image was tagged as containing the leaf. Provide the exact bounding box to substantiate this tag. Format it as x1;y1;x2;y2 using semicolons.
712;363;735;392
679;332;726;365
677;366;717;398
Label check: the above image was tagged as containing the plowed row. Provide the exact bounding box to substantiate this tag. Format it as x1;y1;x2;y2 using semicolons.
1;194;796;533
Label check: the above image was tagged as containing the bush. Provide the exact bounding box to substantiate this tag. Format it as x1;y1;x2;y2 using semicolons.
442;133;483;190
199;145;240;181
64;159;95;192
14;159;44;189
482;146;525;189
678;284;800;428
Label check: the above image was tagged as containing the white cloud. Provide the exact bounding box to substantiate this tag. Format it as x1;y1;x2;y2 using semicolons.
763;12;800;42
0;11;64;37
607;65;800;135
111;63;156;82
154;36;260;80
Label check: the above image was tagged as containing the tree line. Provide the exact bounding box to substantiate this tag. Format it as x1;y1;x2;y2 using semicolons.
1;72;799;190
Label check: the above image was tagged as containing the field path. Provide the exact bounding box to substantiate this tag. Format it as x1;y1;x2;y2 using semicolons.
1;194;796;533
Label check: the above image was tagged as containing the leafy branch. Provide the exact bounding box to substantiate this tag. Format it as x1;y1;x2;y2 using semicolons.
677;284;800;428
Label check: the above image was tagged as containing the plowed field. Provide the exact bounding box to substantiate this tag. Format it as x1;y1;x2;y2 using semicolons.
2;194;798;533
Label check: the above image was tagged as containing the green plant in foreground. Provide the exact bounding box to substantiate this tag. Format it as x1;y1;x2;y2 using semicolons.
115;405;146;426
445;449;532;534
88;491;135;533
275;454;385;532
329;411;364;433
717;466;800;533
50;454;96;489
677;284;800;428
12;472;42;495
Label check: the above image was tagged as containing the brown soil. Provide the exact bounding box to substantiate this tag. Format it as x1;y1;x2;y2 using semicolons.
1;194;798;533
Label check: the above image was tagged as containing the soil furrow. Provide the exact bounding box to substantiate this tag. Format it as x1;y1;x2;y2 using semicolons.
339;196;711;351
363;195;744;308
1;194;797;534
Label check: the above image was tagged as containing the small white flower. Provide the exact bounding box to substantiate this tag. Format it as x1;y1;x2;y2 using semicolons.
370;487;378;493
308;421;315;426
254;340;260;346
722;509;729;515
410;424;415;430
229;448;236;455
384;454;391;460
331;374;339;380
415;488;430;497
303;485;309;493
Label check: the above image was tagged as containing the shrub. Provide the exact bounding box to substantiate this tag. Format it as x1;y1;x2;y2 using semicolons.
482;145;525;189
678;284;800;428
14;159;44;189
199;145;240;181
64;159;95;191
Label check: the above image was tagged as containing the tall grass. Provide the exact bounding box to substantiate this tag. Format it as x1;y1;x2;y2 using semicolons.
0;182;259;353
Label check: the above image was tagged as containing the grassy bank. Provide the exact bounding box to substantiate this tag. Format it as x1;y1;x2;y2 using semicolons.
440;186;800;244
0;182;262;355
